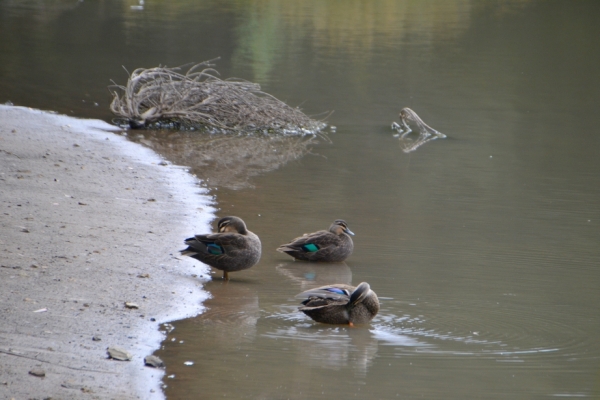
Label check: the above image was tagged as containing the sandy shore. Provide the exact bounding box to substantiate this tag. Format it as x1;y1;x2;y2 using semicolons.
0;105;214;399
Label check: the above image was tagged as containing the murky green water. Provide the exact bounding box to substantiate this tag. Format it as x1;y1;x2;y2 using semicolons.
2;1;599;398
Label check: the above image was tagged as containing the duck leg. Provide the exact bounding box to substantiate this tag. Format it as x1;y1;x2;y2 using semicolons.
223;271;229;280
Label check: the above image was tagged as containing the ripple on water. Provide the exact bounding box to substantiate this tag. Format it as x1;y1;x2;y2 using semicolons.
264;294;597;369
370;299;596;366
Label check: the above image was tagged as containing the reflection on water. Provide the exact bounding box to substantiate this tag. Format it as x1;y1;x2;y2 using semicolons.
276;261;352;291
156;280;261;395
232;1;476;83
192;280;260;343
127;130;326;189
264;324;379;377
0;0;82;22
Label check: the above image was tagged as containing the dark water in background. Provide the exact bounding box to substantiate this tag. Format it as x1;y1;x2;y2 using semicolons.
2;1;600;399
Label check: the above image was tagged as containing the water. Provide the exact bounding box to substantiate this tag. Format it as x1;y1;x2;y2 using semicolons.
2;1;600;399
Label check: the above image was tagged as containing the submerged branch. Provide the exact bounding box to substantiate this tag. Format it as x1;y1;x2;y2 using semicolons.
391;107;447;153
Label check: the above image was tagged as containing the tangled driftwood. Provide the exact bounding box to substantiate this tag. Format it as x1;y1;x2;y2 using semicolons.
109;60;325;134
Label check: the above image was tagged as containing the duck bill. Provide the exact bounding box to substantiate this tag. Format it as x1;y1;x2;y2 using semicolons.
344;228;355;236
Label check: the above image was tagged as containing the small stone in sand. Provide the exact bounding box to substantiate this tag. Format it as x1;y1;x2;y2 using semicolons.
144;355;165;368
29;368;45;377
107;346;132;361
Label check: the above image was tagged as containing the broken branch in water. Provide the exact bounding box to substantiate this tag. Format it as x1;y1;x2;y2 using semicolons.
109;59;326;134
391;107;447;153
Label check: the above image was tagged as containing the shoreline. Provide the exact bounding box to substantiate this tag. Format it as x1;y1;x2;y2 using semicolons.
0;105;214;399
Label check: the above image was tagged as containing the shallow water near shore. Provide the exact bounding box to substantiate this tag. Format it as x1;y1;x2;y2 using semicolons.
2;1;600;399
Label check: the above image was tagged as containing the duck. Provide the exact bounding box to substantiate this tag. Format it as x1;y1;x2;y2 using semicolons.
276;219;354;262
180;216;261;280
296;282;379;326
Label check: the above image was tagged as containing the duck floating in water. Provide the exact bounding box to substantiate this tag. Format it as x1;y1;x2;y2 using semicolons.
277;219;354;262
181;216;261;280
296;282;379;326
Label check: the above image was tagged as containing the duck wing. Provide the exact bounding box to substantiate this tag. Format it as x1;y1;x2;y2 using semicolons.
278;230;340;254
182;232;249;258
295;284;353;309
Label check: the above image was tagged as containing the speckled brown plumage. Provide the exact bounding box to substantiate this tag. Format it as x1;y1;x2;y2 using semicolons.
277;219;354;262
296;282;379;325
181;216;261;280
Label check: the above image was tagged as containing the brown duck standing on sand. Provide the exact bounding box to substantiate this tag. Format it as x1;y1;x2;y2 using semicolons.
296;282;379;326
277;219;354;262
181;216;261;280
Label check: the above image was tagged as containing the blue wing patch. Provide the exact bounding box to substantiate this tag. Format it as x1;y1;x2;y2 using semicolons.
325;287;349;295
301;243;319;252
206;243;224;255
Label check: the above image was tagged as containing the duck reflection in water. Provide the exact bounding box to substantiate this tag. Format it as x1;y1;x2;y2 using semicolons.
190;280;260;344
276;261;352;291
264;316;379;377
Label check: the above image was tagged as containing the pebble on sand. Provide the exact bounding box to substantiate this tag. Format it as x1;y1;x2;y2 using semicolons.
29;368;45;377
107;346;133;361
144;355;165;368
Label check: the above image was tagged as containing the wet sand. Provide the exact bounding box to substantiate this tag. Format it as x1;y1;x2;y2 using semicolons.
0;105;213;399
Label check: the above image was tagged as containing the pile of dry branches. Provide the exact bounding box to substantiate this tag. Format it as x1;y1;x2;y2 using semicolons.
109;60;325;134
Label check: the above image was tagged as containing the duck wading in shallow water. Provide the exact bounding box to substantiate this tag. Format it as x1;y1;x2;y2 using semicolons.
277;219;354;262
181;216;261;280
296;282;379;326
